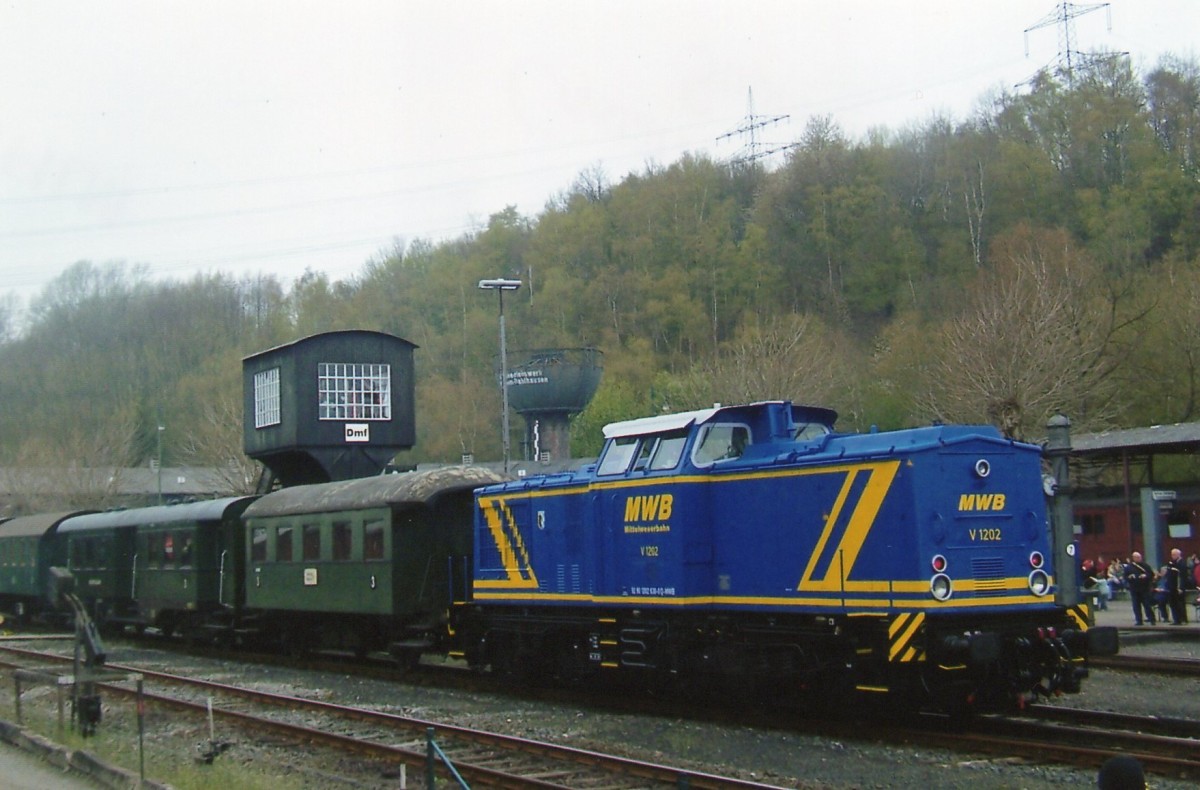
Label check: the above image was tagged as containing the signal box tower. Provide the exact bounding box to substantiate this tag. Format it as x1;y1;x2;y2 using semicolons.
243;330;417;488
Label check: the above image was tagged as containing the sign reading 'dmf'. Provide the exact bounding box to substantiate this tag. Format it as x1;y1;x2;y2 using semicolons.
345;423;370;442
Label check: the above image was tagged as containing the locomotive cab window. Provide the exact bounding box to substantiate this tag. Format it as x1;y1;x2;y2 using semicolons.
632;437;658;471
794;422;831;442
632;430;690;471
648;429;688;470
693;423;752;466
598;436;639;476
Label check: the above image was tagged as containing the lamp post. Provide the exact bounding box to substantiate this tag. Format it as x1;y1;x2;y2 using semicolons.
478;278;522;474
156;424;165;505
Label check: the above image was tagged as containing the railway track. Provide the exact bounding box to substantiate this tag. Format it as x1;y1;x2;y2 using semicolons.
1090;653;1200;676
0;643;785;789
990;705;1200;781
6;635;1199;786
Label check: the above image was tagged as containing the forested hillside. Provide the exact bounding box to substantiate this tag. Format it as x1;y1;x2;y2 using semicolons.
2;54;1198;497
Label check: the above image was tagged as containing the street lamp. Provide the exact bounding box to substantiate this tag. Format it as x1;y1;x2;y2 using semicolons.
156;424;165;505
478;278;522;474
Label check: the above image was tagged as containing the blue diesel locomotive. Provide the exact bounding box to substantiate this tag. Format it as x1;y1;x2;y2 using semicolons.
457;400;1116;710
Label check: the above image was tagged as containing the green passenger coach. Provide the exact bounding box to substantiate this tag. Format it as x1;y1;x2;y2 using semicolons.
57;498;256;636
0;512;88;622
240;466;503;660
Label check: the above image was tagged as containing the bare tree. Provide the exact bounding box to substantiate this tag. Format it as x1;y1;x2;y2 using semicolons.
920;225;1122;440
1;410;140;513
176;390;262;495
667;313;853;411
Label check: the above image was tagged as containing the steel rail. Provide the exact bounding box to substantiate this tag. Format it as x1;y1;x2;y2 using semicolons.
0;643;786;790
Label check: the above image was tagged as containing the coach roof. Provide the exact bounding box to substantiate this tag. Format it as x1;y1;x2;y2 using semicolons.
57;497;255;534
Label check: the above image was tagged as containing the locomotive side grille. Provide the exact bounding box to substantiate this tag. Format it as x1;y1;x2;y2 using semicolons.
555;564;583;594
971;557;1007;596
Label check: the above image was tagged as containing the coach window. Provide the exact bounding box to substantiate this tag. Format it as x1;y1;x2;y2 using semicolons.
598;436;639;476
332;521;352;561
84;538;99;568
364;519;386;561
250;527;267;562
302;523;321;561
276;525;294;562
163;533;175;564
147;535;162;567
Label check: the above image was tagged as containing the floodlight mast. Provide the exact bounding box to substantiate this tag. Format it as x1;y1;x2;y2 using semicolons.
478;278;523;473
478;278;522;290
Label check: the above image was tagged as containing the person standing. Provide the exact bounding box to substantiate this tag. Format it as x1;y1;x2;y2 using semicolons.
1123;552;1156;626
1166;548;1188;625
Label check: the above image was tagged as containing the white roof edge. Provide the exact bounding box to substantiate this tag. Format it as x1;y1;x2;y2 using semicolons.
603;407;721;439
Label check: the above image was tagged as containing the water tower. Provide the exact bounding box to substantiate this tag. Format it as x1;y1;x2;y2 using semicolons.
505;348;602;463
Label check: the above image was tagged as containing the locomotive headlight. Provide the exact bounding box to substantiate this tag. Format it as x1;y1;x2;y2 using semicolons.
930;573;953;601
973;458;991;478
1028;569;1051;597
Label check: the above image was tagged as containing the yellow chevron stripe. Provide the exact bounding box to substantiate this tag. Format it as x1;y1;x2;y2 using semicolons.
1066;604;1090;631
889;611;926;662
799;461;902;592
478;496;539;588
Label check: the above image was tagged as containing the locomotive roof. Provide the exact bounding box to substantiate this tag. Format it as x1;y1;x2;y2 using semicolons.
602;401;838;439
0;511;95;538
57;497;255;533
243;465;507;518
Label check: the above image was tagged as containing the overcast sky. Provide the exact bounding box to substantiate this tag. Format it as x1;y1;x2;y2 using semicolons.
2;1;1197;310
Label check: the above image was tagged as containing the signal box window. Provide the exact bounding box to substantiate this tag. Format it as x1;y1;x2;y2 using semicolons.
318;362;391;420
276;525;293;562
254;367;281;428
302;524;321;561
332;521;352;561
364;519;386;561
